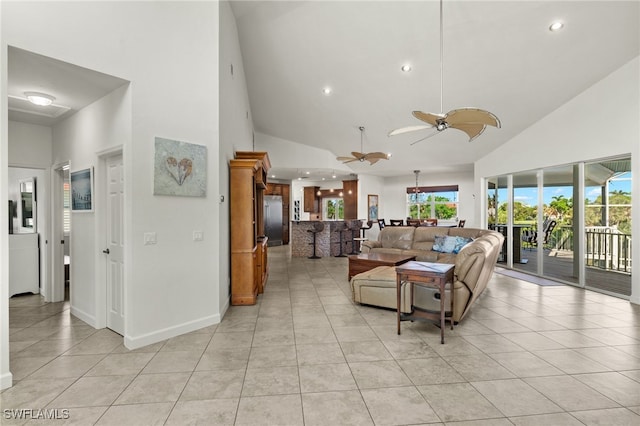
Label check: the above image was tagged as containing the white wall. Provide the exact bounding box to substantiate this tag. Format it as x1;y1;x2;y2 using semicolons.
0;1;9;387
8;121;52;167
219;0;255;315
2;2;223;388
256;132;353;174
476;57;640;303
52;84;130;326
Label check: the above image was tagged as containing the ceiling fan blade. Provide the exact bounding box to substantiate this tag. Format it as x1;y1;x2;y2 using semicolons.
412;111;444;126
446;108;501;128
388;124;432;137
365;152;389;159
409;129;442;145
336;156;357;163
367;157;382;165
449;122;486;141
351;152;367;160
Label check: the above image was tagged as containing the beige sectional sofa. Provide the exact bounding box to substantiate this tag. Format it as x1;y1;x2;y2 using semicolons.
353;226;504;322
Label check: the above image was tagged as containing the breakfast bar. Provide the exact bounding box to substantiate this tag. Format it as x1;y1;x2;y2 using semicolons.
291;220;360;258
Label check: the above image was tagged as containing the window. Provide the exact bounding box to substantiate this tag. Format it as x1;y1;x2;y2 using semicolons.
324;198;344;220
63;169;71;234
407;185;458;220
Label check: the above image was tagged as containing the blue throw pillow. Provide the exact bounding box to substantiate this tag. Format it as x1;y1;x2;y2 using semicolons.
452;236;473;254
433;235;473;254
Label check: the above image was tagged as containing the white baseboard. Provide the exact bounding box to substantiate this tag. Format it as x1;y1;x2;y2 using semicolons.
220;296;230;319
70;306;97;328
0;371;14;390
124;314;221;350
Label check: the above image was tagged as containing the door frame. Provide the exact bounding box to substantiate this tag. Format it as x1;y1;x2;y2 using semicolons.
95;146;125;330
50;162;69;303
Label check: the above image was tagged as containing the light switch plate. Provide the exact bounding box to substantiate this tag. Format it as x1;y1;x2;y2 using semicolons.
193;231;204;241
144;232;157;245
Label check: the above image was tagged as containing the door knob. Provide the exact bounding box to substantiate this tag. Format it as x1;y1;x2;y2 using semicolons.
102;248;110;254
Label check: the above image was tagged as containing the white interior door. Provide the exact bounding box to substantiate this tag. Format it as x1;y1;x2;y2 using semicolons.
106;154;124;335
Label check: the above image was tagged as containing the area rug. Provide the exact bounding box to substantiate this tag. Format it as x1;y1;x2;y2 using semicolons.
494;267;565;286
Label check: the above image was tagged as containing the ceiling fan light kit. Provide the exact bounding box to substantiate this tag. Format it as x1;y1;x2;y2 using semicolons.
389;0;500;143
337;126;389;165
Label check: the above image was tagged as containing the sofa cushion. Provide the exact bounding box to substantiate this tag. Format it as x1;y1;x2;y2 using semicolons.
409;250;439;262
379;226;415;250
448;228;488;239
411;227;447;251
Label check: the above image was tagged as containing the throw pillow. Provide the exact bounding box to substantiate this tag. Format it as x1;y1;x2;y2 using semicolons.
452;236;473;254
432;235;455;253
433;235;473;254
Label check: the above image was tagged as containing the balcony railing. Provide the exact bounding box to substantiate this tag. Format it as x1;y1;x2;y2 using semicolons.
549;225;632;274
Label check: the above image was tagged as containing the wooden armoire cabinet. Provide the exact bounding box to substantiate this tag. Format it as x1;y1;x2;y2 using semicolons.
229;151;271;305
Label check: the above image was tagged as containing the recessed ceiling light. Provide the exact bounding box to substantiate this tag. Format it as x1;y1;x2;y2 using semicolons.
24;91;55;106
305;171;310;175
549;21;564;31
401;64;412;72
322;87;332;95
271;175;275;178
332;174;336;179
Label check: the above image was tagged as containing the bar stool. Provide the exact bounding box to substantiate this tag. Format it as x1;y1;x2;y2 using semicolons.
307;221;324;259
360;220;372;239
346;220;361;255
333;222;347;257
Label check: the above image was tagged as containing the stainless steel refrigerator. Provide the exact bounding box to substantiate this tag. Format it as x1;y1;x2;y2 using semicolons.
264;195;283;246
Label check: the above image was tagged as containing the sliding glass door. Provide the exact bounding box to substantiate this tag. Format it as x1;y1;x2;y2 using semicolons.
584;158;632;296
485;156;632;298
542;164;578;284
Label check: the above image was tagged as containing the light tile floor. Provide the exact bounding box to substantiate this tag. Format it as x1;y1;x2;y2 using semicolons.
2;245;640;425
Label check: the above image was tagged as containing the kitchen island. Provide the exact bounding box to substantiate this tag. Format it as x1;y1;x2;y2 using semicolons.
291;220;359;258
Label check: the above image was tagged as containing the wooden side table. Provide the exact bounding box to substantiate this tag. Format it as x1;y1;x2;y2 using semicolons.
395;261;455;344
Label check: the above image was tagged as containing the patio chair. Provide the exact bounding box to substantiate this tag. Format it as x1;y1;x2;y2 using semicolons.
522;219;557;250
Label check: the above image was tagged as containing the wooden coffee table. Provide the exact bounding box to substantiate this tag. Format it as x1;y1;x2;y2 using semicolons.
348;253;416;280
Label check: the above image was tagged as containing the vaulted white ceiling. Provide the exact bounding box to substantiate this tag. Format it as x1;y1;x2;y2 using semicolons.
6;2;639;182
231;0;639;178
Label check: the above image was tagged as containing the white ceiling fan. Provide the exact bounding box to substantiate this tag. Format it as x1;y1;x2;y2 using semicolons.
337;126;389;165
389;0;501;144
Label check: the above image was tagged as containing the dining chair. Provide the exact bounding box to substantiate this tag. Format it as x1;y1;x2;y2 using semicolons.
457;219;466;228
377;218;386;229
390;219;404;226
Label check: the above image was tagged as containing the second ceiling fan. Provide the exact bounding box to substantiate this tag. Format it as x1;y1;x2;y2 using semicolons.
389;0;501;144
337;126;389;165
